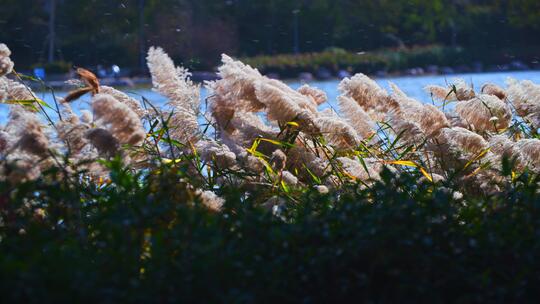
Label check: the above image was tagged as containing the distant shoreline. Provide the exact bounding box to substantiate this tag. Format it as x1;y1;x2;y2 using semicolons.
29;67;540;92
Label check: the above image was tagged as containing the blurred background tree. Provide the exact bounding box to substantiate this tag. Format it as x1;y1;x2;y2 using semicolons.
0;0;538;70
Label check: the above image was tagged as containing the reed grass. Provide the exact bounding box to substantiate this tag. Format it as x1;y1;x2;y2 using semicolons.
1;43;540;301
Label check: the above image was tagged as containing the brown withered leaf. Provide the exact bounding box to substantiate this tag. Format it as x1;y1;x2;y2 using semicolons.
64;87;94;103
76;68;100;94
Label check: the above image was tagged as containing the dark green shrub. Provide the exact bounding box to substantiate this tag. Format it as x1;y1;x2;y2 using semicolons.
1;160;540;303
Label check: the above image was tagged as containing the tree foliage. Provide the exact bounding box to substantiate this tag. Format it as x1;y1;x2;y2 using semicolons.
1;0;539;69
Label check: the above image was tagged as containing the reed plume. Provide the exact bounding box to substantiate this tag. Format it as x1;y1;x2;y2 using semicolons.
281;170;298;186
338;73;399;121
489;135;522;160
0;43;14;77
1;106;51;183
211;54;265;111
314;115;361;150
425;78;475;102
254;80;319;133
337;96;375;139
287;145;329;180
0;130;12;153
297;84;327;105
487;134;523;170
227;111;278;147
436;127;489;163
91;94;146;146
1;77;39;103
3;45;540;200
205;55;266;134
100;86;147;118
2;153;42;184
56;105;90;155
516;139;540;173
147;47;200;143
481;83;507;100
455;94;512;132
197;190;225;212
506;79;540;129
338;157;384;181
6;106;50;157
84;128;120;157
315;185;329;194
195;139;237;169
390;90;449;141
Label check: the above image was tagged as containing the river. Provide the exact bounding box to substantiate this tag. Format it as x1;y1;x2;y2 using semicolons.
2;70;540;123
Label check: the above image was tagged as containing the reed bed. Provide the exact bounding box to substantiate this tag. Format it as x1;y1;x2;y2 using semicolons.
2;43;540;302
1;43;539;207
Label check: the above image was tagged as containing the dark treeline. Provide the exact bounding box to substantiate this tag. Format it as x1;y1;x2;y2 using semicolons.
1;0;539;70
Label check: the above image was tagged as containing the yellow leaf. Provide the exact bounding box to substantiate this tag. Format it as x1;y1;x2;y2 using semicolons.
247;138;260;153
189;140;198;157
419;167;433;182
286;121;300;127
162;158;181;164
341;170;357;181
261;158;275;175
386;160;434;182
259;138;283;146
463;148;491;170
386;160;417;167
280;179;290;193
466;166;483;178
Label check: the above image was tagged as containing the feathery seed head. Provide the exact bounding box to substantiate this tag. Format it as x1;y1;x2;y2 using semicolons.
506;78;540;129
271;149;287;171
1;78;38;102
0;43;11;57
147;47;201;143
92;93;146;145
482;83;507;100
516;139;540;173
197;190;225;212
455;94;512;132
425;79;475;102
315;185;329;194
390;93;449;138
195;139;238;169
0;131;10;153
314;116;361;150
297;84;327;105
6;106;50;157
337;96;375;139
338;157;384;181
100;86;147;118
436;127;489;162
84;128;119;157
0;43;14;76
281;170;298;186
339;73;399;121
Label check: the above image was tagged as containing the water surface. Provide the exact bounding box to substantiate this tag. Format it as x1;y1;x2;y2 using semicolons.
2;70;540;123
